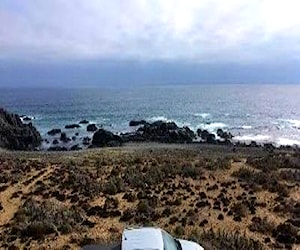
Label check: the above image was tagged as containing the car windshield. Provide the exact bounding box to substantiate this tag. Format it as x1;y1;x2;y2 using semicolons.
161;230;179;250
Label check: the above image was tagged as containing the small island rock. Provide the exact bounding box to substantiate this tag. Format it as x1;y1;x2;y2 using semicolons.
87;124;98;132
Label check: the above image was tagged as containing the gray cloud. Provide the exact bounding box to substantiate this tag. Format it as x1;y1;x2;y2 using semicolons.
1;0;300;63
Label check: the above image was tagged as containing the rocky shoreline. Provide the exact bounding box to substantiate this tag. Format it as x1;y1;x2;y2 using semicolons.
0;108;298;152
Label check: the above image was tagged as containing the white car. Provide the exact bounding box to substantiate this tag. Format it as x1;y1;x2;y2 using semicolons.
122;227;204;250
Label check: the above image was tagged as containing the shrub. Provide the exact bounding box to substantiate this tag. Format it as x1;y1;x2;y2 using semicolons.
104;176;124;195
22;221;56;239
232;167;255;181
232;167;289;196
137;200;152;214
230;203;248;218
279;170;300;182
182;165;203;179
206;157;231;170
249;217;276;234
53;165;102;199
189;228;264;250
12;198;85;239
174;225;185;237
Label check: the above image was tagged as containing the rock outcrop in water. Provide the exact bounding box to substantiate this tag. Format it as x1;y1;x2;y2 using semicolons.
47;128;61;136
197;128;234;145
129;120;148;126
217;128;233;140
197;129;216;143
87;124;97;132
79;119;89;124
60;132;71;143
123;120;195;143
92;129;122;147
0;108;42;150
20;115;33;121
65;124;80;129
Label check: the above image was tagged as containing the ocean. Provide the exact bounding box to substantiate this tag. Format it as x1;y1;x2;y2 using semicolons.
1;84;300;147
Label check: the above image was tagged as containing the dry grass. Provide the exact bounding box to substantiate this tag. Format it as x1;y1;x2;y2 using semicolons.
0;144;299;249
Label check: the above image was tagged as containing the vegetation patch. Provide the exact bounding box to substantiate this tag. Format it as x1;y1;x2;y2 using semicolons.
190;228;264;250
11;198;85;240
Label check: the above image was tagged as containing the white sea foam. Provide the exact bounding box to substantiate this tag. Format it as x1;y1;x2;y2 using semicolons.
276;138;300;146
241;125;252;129
277;119;300;129
194;113;210;119
148;116;170;122
286;119;300;129
233;134;271;142
198;122;228;131
20;115;36;122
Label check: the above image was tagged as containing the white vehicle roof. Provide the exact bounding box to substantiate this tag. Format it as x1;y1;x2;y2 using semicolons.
122;227;164;250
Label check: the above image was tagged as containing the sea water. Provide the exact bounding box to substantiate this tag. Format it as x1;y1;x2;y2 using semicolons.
1;84;300;147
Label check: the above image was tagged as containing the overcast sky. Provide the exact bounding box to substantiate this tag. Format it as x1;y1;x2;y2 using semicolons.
1;0;300;86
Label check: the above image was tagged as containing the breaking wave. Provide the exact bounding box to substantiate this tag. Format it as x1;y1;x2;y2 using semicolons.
194;113;211;119
276;138;300;146
198;122;228;132
233;134;271;142
148;116;170;122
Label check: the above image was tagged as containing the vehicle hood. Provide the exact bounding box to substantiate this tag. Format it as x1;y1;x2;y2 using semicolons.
178;239;204;250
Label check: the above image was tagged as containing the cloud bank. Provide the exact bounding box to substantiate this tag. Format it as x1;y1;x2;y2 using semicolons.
1;0;300;63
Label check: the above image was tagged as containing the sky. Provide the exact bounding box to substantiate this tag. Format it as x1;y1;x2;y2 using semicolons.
1;0;300;86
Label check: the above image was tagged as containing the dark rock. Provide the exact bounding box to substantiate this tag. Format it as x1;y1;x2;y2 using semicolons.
47;129;61;136
124;120;195;143
197;129;216;143
60;132;71;143
22;116;32;121
217;129;233;140
70;144;82;151
264;143;275;151
129;120;148;126
82;137;91;145
79;120;89;124
92;129;122;147
52;139;59;145
75;132;79;136
249;141;258;147
87;124;97;132
48;146;68;151
0;108;42;150
65;124;80;129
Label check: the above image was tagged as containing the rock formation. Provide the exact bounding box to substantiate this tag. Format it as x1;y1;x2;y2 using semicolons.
123;120;195;143
87;124;97;132
92;129;122;147
0;108;42;150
